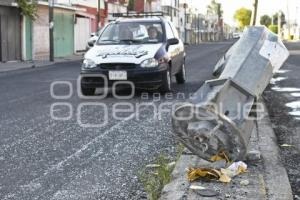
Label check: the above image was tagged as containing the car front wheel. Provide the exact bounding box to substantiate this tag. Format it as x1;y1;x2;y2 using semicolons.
176;63;186;84
160;69;172;92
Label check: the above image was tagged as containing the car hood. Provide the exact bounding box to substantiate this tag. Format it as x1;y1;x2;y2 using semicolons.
84;43;163;64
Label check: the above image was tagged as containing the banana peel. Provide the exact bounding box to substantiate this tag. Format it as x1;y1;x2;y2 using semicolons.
187;168;232;183
210;150;230;163
187;152;247;183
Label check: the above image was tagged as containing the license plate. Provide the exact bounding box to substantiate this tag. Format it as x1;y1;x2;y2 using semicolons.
108;71;127;80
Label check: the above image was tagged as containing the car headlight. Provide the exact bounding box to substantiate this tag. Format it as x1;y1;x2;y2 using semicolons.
82;59;97;69
140;58;159;68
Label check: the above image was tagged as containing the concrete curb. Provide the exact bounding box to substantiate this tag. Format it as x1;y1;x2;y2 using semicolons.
160;101;293;200
0;54;83;73
258;102;293;200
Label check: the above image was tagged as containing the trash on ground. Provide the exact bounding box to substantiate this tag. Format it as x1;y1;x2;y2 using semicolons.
189;185;206;190
240;179;250;186
225;161;247;176
146;164;160;168
281;144;293;147
167;161;176;168
187;168;221;182
187;159;247;183
210;150;230;163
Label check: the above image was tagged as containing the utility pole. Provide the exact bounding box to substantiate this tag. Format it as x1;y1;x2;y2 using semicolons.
197;14;200;44
49;0;54;62
184;3;187;44
97;0;101;29
286;0;291;39
250;0;258;26
217;3;223;41
278;11;282;38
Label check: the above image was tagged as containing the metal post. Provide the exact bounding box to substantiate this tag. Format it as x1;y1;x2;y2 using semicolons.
286;0;291;39
184;3;187;44
172;27;289;162
97;0;101;29
197;14;200;44
278;11;282;38
250;0;258;26
217;3;222;41
49;0;54;62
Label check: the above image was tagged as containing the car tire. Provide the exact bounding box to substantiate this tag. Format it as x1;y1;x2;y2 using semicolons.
175;63;186;84
160;68;172;92
81;87;95;96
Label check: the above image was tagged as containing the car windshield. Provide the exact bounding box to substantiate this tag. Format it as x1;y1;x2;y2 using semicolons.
97;22;164;45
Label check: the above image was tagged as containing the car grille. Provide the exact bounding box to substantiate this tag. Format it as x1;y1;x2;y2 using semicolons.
99;63;137;70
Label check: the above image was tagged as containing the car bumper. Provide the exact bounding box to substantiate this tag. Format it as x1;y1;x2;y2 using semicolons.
80;64;168;89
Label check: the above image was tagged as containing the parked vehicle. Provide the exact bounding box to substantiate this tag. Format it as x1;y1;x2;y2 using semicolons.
80;12;186;95
233;32;242;39
86;28;103;50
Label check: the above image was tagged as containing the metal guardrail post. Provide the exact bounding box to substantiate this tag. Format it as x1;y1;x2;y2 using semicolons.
172;26;289;162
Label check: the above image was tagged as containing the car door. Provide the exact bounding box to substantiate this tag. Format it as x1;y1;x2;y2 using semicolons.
169;22;184;73
165;22;179;75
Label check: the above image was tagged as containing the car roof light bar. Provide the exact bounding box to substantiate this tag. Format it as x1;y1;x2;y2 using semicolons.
112;11;166;18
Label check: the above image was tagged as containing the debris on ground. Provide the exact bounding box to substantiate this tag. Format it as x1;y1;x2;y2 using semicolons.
167;162;176;169
146;164;161;168
187;151;247;183
240;179;250;186
210;150;230;163
189;185;206;190
225;161;247;177
280;144;293;147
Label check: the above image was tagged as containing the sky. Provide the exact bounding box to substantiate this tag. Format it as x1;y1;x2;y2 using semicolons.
190;0;300;26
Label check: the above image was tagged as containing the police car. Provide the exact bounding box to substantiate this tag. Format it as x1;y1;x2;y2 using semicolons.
80;12;186;95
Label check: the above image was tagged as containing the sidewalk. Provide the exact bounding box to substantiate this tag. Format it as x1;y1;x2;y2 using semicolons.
160;101;293;200
0;54;84;73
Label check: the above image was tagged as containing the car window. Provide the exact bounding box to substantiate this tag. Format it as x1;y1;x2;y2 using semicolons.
165;22;175;39
169;22;179;39
97;22;163;44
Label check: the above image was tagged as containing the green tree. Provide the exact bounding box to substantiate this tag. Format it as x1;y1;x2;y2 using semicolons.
272;12;286;27
234;8;252;30
268;25;278;34
260;15;271;27
207;0;223;17
16;0;38;20
128;0;135;11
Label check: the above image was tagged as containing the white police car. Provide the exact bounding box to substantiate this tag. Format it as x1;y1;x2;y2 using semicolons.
81;13;186;95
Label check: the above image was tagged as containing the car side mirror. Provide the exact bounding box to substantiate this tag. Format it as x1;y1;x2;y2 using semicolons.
90;32;96;37
167;38;179;46
88;40;95;47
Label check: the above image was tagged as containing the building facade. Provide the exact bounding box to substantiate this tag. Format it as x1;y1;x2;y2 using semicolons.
0;0;21;62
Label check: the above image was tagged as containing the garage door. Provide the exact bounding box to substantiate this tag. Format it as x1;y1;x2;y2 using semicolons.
0;6;21;62
54;12;74;58
74;17;90;52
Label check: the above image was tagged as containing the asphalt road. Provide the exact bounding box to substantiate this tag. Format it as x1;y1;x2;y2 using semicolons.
263;41;300;197
0;42;233;200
